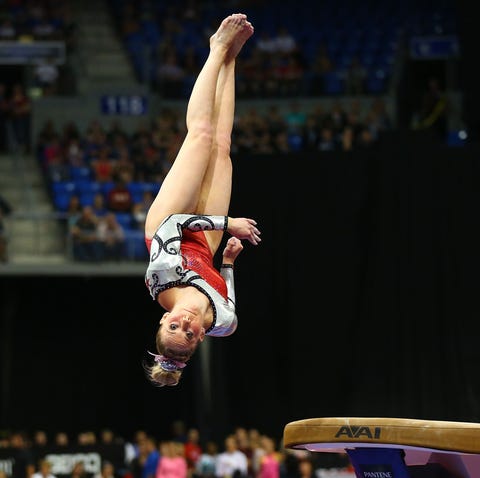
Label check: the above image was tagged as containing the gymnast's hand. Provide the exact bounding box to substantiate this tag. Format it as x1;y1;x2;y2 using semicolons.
227;217;261;245
222;237;244;264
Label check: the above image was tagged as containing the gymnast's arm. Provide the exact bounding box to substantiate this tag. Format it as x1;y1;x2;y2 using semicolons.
220;237;244;306
155;214;261;245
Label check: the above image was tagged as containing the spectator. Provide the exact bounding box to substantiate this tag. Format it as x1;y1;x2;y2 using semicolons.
111;149;135;184
132;190;154;230
0;82;9;152
129;435;160;478
9;431;35;478
9;83;32;153
181;45;201;95
32;17;57;40
33;57;59;96
91;192;108;217
234;428;253;476
301;114;321;152
99;430;128;475
297;458;316;478
0;193;13;263
54;432;70;447
33;430;48;447
64;137;86;167
32;460;56;478
257;436;281;478
171;421;188;444
237;47;265;98
308;44;334;95
183;429;202;478
356;127;377;150
255;31;277;55
339;125;355;152
69;205;103;262
345;56;367;95
91;146;115;183
283;102;307;135
0;17;16;39
274;54;305;97
64;194;82;229
42;133;70;182
97;212;126;261
317;126;336;151
106;178;134;213
31;431;49;471
69;461;88;478
156;50;186;98
324;101;348;137
92;462;115;478
272;26;297;55
77;431;97;446
215;435;248;478
83;120;108;162
280;449;310;478
195;441;218;478
155;441;188;478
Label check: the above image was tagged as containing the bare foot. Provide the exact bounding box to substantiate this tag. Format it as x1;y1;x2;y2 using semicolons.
210;13;247;52
227;20;254;61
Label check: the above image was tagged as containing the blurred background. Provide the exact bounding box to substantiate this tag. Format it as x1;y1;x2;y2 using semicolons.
1;0;480;477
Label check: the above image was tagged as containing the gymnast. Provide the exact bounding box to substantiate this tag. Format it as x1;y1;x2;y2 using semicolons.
144;14;260;387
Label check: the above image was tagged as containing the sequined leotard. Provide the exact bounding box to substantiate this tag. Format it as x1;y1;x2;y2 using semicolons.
145;214;237;337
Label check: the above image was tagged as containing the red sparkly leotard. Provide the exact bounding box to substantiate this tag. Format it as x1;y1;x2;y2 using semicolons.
146;229;227;298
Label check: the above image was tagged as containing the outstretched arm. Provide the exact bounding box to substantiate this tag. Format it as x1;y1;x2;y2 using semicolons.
155;214;261;245
226;217;261;245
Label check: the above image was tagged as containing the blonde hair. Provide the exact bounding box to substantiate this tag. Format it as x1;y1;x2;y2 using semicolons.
145;361;183;387
144;322;197;386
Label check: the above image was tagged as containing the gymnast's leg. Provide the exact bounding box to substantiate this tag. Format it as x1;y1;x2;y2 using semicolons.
198;18;254;255
144;14;248;239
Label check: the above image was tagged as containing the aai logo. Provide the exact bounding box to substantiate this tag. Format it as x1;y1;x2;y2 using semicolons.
334;426;382;439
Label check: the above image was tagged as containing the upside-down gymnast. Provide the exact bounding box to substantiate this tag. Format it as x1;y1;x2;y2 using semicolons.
144;13;261;387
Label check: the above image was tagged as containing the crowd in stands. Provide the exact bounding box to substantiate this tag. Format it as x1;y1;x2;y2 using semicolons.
0;0;77;105
0;0;75;44
0;0;78;151
35;96;392;261
109;0;394;97
108;0;456;98
0;424;354;478
0;0;458;264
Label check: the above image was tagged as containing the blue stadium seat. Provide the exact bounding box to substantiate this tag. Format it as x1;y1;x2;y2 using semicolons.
101;181;115;195
52;181;76;195
74;180;101;194
323;71;345;95
127;182;145;203
51;181;76;211
288;134;304;152
366;68;388;94
125;230;149;261
142;182;161;195
141;20;161;46
79;191;96;207
115;212;133;230
70;166;92;182
53;192;73;212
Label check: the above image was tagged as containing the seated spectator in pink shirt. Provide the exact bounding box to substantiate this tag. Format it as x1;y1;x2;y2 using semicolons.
156;441;188;478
